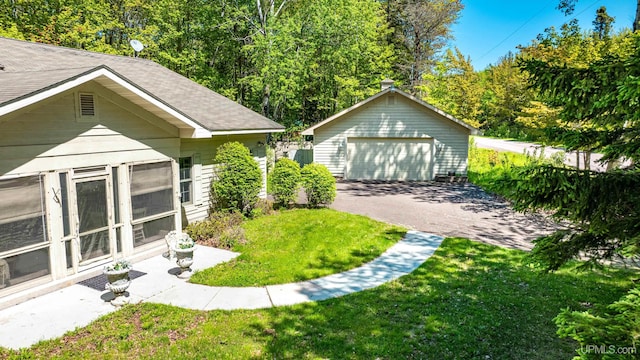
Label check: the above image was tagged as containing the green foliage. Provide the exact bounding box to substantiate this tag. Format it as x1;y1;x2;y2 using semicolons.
300;163;336;207
244;0;394;126
510;33;640;271
556;285;640;359
269;158;301;206
249;198;275;219
210;142;262;215
506;166;640;271
480;52;535;138
190;208;405;286
420;47;483;128
511;29;640;359
384;0;464;90
468;143;536;197
185;211;246;250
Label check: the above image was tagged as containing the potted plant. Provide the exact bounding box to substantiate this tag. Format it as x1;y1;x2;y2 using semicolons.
171;233;196;278
103;259;132;304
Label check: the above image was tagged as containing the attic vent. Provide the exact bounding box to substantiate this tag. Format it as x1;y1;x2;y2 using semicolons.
79;93;95;117
388;95;395;105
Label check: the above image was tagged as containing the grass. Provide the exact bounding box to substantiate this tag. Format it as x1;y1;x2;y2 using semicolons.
189;208;406;286
467;141;566;198
3;237;636;359
467;146;533;197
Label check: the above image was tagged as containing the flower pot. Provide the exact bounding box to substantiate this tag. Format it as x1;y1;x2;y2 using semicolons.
104;267;131;297
172;245;196;277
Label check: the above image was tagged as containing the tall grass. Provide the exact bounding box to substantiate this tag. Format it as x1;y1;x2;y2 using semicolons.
467;139;563;198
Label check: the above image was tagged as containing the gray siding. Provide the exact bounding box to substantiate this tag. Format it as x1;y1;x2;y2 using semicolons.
313;94;470;178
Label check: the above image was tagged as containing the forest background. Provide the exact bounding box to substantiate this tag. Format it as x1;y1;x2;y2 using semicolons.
0;0;632;142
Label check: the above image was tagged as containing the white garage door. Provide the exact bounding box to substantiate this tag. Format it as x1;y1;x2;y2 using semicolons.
346;138;433;180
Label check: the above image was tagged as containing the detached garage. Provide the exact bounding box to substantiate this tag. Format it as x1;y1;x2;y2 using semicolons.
302;80;477;181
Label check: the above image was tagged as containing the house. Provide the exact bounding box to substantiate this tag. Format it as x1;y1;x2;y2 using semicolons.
302;79;477;181
0;37;283;301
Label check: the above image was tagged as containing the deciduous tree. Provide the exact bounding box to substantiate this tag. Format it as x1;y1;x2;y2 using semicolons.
420;47;483;128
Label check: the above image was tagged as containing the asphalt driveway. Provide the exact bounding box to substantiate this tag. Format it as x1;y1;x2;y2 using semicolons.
330;181;560;251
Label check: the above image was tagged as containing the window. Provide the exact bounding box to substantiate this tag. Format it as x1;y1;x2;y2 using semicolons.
179;157;192;204
0;176;47;253
129;161;175;247
0;175;51;289
130;161;174;219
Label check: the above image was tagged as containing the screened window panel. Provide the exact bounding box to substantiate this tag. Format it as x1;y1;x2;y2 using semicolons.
76;180;108;233
0;248;50;289
130;162;173;196
60;173;71;237
134;215;174;248
65;240;73;269
130;162;174;219
112;167;120;224
0;176;43;223
80;230;110;261
0;176;46;253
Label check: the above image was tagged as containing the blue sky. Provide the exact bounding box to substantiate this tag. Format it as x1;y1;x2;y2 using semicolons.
450;0;636;70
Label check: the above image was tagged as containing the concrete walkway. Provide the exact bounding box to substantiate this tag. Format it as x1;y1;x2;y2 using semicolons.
0;231;443;350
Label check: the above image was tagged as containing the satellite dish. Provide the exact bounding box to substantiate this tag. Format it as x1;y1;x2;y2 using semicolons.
129;39;144;52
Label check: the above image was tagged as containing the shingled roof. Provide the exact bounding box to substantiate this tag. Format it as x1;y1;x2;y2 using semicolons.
0;37;284;136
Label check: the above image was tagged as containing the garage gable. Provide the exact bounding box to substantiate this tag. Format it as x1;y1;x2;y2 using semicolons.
305;85;477;180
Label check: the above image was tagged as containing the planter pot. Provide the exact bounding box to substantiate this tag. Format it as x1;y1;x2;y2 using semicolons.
104;267;131;297
172;245;196;278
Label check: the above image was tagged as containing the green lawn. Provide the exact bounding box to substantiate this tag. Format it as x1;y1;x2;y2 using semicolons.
3;238;636;359
189;208;406;286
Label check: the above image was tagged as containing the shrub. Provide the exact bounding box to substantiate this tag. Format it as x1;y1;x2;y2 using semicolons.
555;285;640;359
250;198;275;218
300;163;336;208
269;158;301;206
211;142;262;215
185;211;246;249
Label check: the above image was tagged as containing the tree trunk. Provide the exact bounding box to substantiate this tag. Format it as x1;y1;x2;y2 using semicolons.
584;151;591;171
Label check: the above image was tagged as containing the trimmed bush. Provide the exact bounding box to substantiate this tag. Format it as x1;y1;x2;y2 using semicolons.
269;158;301;206
185;211;246;249
211;142;262;214
301;163;336;208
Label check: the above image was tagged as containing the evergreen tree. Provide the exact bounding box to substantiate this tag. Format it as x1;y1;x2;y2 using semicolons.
512;33;640;270
593;6;614;40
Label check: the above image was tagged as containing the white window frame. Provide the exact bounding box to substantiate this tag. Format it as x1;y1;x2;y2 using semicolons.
179;156;193;205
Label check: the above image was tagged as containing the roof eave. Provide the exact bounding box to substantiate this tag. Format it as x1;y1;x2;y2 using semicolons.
0;66;213;137
210;128;285;136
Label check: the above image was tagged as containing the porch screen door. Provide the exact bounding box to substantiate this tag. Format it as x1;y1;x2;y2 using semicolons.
75;179;111;263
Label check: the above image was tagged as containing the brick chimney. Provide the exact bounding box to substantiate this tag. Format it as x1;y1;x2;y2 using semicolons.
381;78;395;91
